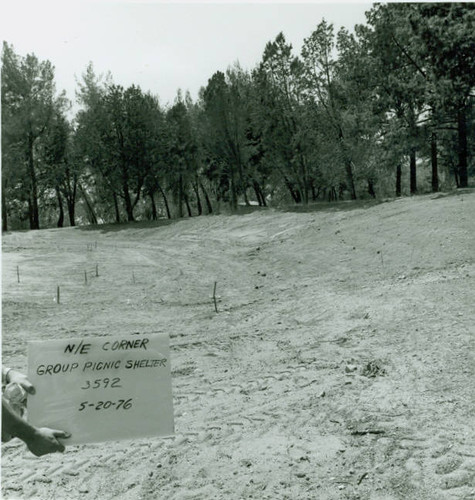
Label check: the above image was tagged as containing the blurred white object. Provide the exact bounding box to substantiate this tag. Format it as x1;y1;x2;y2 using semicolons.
4;382;27;416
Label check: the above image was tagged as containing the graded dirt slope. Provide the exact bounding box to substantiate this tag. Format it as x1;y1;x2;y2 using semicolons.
2;191;475;500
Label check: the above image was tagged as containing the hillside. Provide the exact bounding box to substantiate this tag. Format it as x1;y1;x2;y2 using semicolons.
2;191;475;500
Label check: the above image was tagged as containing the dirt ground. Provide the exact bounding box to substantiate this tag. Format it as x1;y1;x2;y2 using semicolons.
2;190;475;500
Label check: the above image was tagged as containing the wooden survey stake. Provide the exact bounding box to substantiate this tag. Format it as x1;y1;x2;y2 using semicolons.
27;334;174;445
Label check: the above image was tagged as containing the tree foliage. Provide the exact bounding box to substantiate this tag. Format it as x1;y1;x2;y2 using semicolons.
2;4;474;230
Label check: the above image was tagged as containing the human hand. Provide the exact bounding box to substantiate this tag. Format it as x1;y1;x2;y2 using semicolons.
26;428;71;457
6;370;35;395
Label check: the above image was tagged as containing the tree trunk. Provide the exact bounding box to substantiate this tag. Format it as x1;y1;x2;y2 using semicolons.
396;164;402;197
410;149;417;194
235;145;249;206
113;192;121;223
157;183;171;219
311;184;317;201
253;184;262;206
79;183;98;225
296;182;306;206
184;192;192;217
122;181;134;222
28;135;40;229
199;181;213;214
453;166;460;188
431;132;439;193
28;195;34;228
149;192;157;220
177;175;184;218
55;186;64;228
2;177;8;232
345;161;357;200
253;181;266;207
238;162;250;206
312;185;322;201
339;183;345;199
192;180;202;216
300;157;309;204
230;170;238;211
338;129;356;200
328;187;337;202
367;178;376;199
67;198;76;227
64;168;77;227
457;107;468;188
243;188;250;206
258;184;267;207
283;176;301;203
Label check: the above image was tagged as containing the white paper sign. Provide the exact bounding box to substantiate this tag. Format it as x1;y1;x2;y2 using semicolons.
27;334;174;444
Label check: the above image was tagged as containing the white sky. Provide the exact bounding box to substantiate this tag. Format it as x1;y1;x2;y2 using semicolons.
1;1;371;111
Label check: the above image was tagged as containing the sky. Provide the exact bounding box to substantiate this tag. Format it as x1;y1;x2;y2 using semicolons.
1;1;371;111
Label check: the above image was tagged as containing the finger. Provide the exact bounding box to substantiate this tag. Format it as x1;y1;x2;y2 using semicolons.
56;442;66;453
21;381;36;395
53;430;71;439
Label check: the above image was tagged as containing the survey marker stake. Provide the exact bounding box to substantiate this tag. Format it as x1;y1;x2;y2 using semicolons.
377;249;384;270
213;281;218;313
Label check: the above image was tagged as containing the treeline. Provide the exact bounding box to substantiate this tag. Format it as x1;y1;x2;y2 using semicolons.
2;3;475;230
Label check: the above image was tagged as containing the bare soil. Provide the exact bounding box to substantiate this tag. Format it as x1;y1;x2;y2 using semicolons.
2;191;475;500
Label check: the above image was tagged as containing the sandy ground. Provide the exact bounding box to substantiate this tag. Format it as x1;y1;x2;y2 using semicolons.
1;190;475;500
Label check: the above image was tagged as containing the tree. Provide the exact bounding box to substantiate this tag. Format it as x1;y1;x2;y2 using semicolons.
409;3;475;188
37;109;70;227
184;92;214;214
301;20;361;199
74;63;114;223
201;67;253;210
75;73;162;223
334;26;384;198
104;85;163;221
2;42;66;229
255;33;311;204
362;5;428;195
142;99;168;220
165;94;198;217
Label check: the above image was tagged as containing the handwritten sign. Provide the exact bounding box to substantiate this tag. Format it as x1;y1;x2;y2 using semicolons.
27;334;174;445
